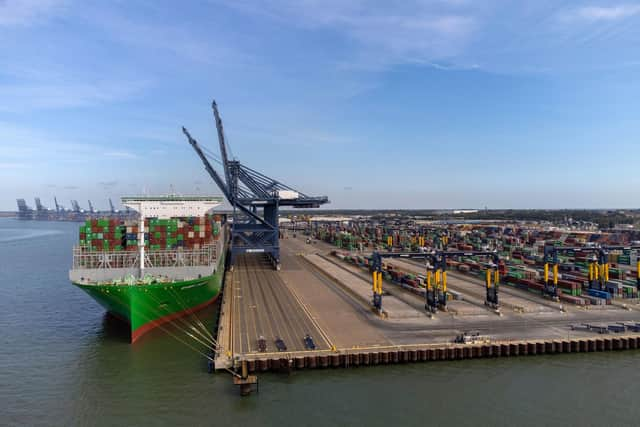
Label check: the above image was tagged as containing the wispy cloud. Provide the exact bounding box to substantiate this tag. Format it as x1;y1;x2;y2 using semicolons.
104;151;138;159
0;162;27;168
82;5;253;66
0;80;149;113
0;122;139;167
0;121;99;157
567;4;640;21
234;123;358;148
98;181;118;188
0;0;66;27
225;0;476;69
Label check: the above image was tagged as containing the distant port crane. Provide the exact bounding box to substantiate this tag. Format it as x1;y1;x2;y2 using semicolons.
183;100;329;270
16;199;33;219
16;197;133;221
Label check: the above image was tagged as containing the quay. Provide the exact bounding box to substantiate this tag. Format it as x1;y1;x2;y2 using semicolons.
214;235;640;374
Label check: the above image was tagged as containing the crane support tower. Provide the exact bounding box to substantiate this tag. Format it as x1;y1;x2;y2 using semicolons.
370;249;501;315
16;199;33;220
544;244;640;298
183;100;329;270
600;245;640;291
542;246;589;299
34;197;48;220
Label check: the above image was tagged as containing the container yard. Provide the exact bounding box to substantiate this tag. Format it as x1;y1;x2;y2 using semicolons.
215;228;640;378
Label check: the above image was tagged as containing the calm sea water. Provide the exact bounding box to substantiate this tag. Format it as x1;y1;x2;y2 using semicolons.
2;217;640;426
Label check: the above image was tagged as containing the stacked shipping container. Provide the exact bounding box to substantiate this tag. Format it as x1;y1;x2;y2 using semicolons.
79;215;222;252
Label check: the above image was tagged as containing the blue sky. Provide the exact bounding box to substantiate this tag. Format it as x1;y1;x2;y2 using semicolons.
1;0;640;210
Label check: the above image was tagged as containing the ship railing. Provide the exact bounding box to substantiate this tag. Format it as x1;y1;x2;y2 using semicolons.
72;244;218;270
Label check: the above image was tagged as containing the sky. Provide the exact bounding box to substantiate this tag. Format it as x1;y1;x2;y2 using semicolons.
1;0;640;210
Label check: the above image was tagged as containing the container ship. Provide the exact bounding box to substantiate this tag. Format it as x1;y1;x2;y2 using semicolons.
69;196;227;343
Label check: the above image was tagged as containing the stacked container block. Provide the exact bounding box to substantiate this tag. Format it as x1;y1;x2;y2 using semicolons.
79;215;222;252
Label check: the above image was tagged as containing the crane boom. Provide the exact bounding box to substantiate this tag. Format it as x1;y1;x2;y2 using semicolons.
212;101;232;193
183;127;273;227
182;126;232;201
185;99;328;270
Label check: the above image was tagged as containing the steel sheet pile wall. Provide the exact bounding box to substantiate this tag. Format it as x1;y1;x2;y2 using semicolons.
237;336;640;373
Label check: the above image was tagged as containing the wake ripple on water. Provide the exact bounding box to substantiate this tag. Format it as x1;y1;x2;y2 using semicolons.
0;228;64;243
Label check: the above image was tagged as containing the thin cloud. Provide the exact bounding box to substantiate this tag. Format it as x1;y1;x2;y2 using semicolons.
235;124;358;148
99;181;118;188
571;4;640;21
0;0;66;27
105;151;138;159
0;162;27;168
83;6;253;66
0;122;107;158
225;0;476;69
0;80;150;113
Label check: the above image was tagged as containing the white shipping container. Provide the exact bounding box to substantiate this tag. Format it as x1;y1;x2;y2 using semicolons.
276;190;299;200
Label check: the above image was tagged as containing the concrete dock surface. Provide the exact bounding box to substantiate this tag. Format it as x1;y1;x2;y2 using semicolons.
215;234;640;371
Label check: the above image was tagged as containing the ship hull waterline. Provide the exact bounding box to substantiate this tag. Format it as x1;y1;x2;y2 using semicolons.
73;254;225;343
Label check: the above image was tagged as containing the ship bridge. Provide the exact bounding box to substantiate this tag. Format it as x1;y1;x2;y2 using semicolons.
121;196;223;218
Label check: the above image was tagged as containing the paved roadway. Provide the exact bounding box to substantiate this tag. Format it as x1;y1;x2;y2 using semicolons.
278;239;392;348
225;235;640;357
283;235;640;340
232;253;330;355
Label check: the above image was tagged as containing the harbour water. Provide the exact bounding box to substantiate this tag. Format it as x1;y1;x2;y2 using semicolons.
2;217;640;426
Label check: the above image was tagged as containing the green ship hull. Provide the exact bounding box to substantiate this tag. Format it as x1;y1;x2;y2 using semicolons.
73;253;225;343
